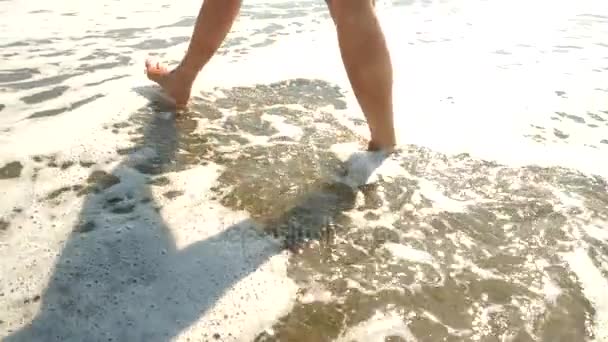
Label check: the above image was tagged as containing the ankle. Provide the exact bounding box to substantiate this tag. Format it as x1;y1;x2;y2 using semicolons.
176;61;200;83
369;126;396;151
174;64;199;84
367;139;396;153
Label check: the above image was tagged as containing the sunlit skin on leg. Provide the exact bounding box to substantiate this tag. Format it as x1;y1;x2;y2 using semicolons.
145;0;396;152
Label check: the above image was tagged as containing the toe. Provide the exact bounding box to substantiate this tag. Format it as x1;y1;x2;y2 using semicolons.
145;60;166;73
145;60;170;82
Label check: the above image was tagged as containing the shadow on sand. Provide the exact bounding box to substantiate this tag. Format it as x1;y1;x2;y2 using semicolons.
6;82;388;341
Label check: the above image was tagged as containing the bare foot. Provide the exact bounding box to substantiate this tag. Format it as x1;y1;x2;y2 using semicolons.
144;60;193;108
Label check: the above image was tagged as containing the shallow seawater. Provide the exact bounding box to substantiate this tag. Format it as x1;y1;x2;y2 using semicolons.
1;0;608;341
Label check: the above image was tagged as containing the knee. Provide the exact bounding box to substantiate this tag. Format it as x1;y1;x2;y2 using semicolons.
329;0;375;25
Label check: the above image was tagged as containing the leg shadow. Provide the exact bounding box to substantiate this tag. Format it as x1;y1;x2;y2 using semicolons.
4;93;277;341
6;82;390;341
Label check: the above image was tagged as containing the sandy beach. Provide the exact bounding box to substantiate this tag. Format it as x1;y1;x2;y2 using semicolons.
1;0;608;341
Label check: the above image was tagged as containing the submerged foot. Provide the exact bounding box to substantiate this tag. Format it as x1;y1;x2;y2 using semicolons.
144;60;192;108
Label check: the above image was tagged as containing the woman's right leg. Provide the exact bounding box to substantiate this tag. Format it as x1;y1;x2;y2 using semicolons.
145;0;242;107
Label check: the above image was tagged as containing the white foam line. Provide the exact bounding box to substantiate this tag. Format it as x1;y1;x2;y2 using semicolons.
562;247;608;342
334;310;417;342
584;222;608;243
384;243;435;266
